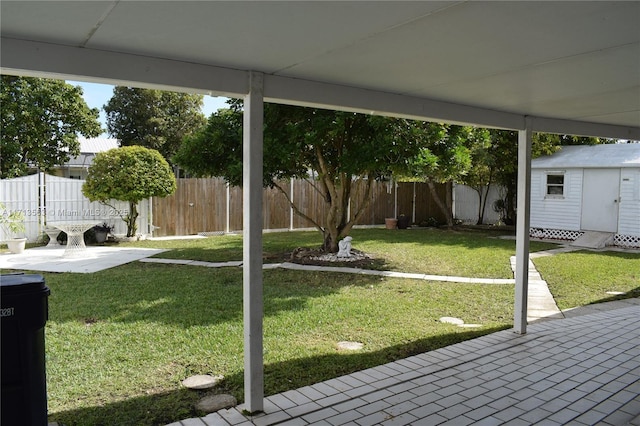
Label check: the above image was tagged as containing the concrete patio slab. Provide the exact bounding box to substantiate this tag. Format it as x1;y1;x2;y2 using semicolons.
0;245;166;273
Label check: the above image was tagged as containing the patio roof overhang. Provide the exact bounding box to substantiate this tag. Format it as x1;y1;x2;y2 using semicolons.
1;1;639;139
2;1;639;413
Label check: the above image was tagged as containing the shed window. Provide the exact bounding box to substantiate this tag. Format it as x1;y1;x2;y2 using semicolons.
546;174;564;196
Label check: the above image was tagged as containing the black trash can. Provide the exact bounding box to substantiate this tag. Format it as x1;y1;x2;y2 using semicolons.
1;273;50;426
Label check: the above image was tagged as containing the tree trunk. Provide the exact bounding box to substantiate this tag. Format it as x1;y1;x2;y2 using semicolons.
126;201;139;237
479;169;495;225
471;186;484;225
322;230;339;253
505;185;517;225
274;174;374;253
445;181;453;227
427;180;454;228
474;183;492;226
478;184;491;225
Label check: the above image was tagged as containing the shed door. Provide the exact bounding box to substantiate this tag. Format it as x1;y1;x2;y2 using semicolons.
581;169;620;232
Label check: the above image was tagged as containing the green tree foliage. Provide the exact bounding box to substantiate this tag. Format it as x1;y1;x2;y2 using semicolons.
0;76;101;178
401;125;475;227
104;87;206;163
174;101;429;251
82;146;176;237
459;128;494;224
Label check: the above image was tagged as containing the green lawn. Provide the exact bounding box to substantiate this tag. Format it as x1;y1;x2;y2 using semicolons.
128;227;559;278
44;263;514;425
3;227;636;425
533;250;640;310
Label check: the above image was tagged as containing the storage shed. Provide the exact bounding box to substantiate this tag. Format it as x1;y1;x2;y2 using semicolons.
530;144;640;248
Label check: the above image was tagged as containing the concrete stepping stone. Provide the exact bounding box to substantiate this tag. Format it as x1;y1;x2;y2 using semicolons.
182;374;224;390
195;394;237;413
439;316;464;325
337;341;363;350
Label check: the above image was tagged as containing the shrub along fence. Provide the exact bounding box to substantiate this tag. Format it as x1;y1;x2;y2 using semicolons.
151;178;449;237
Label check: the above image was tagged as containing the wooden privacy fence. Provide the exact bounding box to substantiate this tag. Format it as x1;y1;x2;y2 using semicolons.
152;178;449;237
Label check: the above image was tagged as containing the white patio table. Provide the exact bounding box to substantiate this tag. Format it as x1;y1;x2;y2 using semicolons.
49;221;99;258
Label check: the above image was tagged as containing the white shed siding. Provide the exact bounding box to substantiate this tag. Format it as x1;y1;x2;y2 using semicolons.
530;169;582;231
618;169;640;236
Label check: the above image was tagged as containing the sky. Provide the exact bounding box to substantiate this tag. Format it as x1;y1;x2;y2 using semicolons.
68;80;230;137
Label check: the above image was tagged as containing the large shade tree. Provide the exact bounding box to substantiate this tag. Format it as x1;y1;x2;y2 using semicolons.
0;76;102;178
104;87;206;163
174;101;432;252
82;146;176;237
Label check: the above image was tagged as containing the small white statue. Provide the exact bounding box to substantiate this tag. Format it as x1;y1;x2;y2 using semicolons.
337;236;353;258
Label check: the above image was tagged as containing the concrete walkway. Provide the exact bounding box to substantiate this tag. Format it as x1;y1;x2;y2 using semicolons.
142;247;567;323
509;255;563;323
140;258;515;285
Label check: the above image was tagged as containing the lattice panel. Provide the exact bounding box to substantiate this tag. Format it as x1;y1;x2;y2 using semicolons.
530;228;583;241
531;228;639;249
198;231;226;236
613;234;640;248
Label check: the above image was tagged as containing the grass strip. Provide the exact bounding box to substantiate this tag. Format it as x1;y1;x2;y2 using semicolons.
534;250;640;310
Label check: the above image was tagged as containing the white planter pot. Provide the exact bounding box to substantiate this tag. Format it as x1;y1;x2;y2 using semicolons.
7;238;27;254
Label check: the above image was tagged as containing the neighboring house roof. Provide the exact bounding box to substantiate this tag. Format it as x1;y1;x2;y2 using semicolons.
531;144;640;169
64;137;119;167
79;137;119;154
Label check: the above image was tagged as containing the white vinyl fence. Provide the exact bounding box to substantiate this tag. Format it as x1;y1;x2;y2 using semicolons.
1;173;150;242
453;183;503;225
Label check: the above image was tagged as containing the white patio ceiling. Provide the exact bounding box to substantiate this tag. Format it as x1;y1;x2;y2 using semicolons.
1;1;639;139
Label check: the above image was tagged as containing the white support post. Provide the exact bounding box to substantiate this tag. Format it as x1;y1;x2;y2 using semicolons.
243;71;264;413
514;118;533;334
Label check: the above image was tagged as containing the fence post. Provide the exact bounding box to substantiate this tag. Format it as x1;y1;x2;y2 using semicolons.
38;172;46;234
412;182;416;224
148;196;153;236
225;181;230;234
394;179;398;218
289;180;294;231
452;182;457;222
